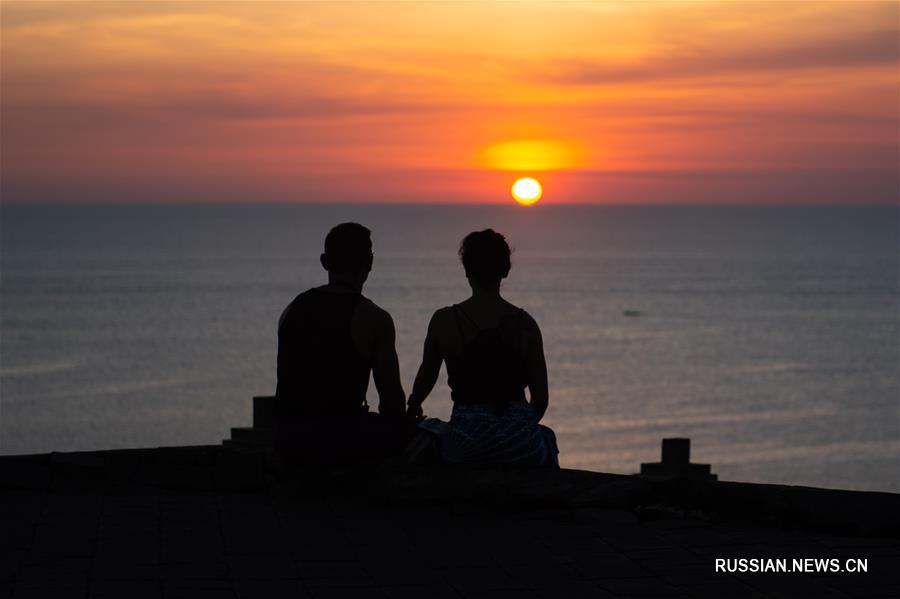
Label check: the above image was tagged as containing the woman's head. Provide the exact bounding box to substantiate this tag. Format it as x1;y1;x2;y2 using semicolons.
459;229;512;290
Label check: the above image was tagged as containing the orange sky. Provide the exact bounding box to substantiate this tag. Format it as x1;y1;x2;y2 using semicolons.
2;1;897;204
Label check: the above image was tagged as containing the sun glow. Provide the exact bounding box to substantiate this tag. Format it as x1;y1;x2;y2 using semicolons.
482;140;582;171
511;177;542;205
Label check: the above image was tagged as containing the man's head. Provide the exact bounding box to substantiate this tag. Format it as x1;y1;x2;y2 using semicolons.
321;223;373;280
459;229;512;290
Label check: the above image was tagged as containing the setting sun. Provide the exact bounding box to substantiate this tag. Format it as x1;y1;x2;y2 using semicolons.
512;177;542;206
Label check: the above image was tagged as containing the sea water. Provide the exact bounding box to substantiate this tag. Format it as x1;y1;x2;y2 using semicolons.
1;203;897;492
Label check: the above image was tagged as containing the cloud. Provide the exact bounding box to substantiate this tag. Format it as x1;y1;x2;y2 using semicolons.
541;28;899;86
0;91;453;157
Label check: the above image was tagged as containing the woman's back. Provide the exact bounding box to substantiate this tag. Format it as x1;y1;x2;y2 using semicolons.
444;302;528;410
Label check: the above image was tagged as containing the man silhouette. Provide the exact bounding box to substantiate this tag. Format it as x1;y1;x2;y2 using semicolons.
275;222;407;465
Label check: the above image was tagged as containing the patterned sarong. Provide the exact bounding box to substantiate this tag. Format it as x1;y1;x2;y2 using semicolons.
418;404;559;467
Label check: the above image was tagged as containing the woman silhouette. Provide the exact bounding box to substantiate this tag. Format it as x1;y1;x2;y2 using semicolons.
407;229;558;466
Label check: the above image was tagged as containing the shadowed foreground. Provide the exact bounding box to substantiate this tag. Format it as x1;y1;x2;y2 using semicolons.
1;445;898;599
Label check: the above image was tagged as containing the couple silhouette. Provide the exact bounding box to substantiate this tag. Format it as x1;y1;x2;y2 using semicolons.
275;223;558;468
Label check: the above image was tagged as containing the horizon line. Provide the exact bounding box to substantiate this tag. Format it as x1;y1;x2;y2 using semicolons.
1;200;897;208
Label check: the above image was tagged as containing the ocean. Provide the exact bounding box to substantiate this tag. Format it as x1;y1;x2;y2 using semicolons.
1;203;897;492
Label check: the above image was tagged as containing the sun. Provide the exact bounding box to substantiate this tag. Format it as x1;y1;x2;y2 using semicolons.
511;177;542;206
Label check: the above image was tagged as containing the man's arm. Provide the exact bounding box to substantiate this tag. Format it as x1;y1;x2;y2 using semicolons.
369;309;406;418
407;310;444;418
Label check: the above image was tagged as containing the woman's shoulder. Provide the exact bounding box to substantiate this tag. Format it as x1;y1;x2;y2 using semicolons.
504;306;541;336
496;300;533;322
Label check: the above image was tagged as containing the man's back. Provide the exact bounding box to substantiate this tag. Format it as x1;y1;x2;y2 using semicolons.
276;286;372;419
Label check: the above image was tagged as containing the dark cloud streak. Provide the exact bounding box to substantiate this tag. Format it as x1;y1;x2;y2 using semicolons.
541;28;899;86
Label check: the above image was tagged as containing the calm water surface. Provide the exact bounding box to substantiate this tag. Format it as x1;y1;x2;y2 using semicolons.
1;204;897;492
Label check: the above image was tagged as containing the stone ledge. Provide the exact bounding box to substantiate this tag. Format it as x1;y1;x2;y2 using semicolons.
1;445;898;538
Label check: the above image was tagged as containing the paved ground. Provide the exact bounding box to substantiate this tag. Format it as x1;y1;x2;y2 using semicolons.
1;447;898;599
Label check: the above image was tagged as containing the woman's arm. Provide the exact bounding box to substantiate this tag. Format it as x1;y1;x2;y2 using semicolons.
523;314;549;422
407;311;444;419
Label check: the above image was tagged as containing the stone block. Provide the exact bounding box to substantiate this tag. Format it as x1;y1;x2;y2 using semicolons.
674;582;765;599
17;558;91;583
223;527;290;557
253;396;276;430
0;521;35;552
442;567;523;592
95;537;158;563
597;578;686;596
296;561;367;580
0;553;20;583
159;563;228;580
662;438;691;465
101;500;158;525
163;579;235;599
569;554;650;579
160;539;224;563
306;588;381;599
12;581;87;599
234;580;309;599
382;585;460;599
41;497;102;523
92;562;159;581
534;582;614;599
226;557;297;580
639;438;717;482
88;579;162;598
214;450;266;491
230;427;275;448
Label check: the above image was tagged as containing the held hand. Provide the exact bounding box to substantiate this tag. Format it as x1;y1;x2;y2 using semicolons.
406;401;424;422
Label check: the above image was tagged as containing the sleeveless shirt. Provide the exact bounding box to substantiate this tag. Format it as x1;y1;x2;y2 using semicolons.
275;287;371;420
445;305;528;410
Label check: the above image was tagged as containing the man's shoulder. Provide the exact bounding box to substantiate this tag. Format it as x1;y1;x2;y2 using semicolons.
354;297;394;327
519;308;538;327
351;298;396;353
285;287;321;308
278;288;319;328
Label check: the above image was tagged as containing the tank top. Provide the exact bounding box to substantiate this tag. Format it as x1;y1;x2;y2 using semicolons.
275;287;371;420
445;305;528;411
